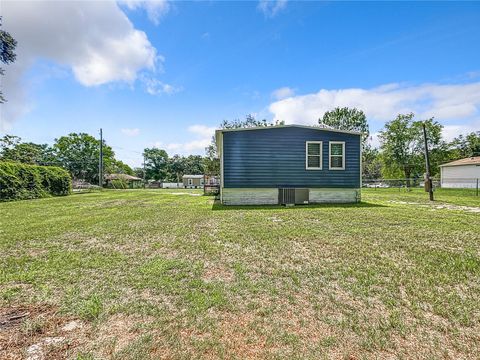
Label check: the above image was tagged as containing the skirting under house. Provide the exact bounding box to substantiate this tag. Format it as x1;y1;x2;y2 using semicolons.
221;188;361;205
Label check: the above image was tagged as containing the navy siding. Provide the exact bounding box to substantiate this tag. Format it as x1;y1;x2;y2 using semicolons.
223;127;361;188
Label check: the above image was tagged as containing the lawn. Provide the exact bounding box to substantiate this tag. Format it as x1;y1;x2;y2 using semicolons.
1;189;479;359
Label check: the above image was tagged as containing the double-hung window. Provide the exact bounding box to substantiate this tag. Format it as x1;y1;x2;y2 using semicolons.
329;141;345;170
306;141;322;170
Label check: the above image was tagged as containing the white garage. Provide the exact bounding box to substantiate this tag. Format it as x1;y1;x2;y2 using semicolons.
440;157;480;188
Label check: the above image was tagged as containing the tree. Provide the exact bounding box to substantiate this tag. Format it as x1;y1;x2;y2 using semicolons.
143;148;168;181
320;107;369;145
0;135;56;165
449;131;480;158
362;145;383;179
53;133;115;184
204;115;283;176
0;134;21;153
379;113;444;185
107;160;134;176
166;155;185;183
0;17;17;103
1;142;55;165
133;167;145;179
184;155;204;175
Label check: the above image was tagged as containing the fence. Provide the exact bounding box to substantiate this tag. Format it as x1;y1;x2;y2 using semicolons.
362;178;479;196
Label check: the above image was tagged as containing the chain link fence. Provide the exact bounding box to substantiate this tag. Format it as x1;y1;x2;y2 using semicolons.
362;178;479;196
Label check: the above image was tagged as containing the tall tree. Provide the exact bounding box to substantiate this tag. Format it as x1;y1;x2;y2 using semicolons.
1;142;56;165
184;155;205;175
0;17;17;103
167;155;185;183
362;145;383;179
379;113;444;185
107;160;134;176
54;133;115;184
449;131;480;158
0;134;21;153
143;148;168;181
320;107;369;145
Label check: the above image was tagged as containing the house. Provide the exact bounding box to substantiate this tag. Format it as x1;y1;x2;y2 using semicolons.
440;156;480;188
183;174;204;189
215;125;362;205
105;174;143;189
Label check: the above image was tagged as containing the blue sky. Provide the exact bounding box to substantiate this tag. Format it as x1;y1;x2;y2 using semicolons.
2;1;480;166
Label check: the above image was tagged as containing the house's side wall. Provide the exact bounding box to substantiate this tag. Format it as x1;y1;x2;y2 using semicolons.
222;188;360;205
222;127;361;189
441;165;480;188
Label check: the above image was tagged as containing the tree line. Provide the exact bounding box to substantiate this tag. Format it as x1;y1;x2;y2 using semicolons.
1;111;478;185
320;108;479;180
0;133;214;185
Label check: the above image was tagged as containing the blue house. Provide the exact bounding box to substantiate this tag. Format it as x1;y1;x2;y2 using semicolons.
215;125;362;205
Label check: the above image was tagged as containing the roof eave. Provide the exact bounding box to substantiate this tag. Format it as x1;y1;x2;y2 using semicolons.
216;124;362;136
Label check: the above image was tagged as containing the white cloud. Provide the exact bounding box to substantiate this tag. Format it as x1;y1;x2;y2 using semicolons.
271;86;295;100
442;120;480;142
257;0;288;18
1;1;161;130
269;82;480;125
153;125;216;155
121;0;171;25
121;128;140;137
188;125;217;138
142;76;182;95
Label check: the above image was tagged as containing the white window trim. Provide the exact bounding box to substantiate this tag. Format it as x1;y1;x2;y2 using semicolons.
188;178;193;185
305;141;323;170
329;141;345;170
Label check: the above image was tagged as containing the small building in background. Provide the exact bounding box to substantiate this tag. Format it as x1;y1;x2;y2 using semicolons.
440;156;480;188
182;174;204;189
105;174;143;189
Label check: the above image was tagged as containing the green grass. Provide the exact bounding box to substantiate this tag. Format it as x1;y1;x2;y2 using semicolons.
1;188;479;359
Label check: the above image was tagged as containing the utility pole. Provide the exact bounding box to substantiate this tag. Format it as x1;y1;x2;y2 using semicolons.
422;122;434;201
99;128;103;188
143;152;146;188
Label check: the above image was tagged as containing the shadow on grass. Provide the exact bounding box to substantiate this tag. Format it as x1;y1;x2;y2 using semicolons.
211;201;386;211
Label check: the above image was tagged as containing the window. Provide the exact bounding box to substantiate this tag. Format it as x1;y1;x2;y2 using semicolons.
188;178;193;185
329;141;345;170
306;141;322;170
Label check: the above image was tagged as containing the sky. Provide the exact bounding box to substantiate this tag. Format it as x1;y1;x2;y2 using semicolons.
1;0;480;167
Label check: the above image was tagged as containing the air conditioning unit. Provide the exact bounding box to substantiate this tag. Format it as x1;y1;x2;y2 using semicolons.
278;188;309;205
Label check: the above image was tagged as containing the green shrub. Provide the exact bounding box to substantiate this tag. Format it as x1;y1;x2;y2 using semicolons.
0;161;71;201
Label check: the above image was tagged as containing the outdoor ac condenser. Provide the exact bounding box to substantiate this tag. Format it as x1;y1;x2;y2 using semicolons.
278;188;309;205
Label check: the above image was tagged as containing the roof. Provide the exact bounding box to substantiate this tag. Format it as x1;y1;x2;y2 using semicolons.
182;174;204;179
440;156;480;167
215;124;362;136
105;173;142;181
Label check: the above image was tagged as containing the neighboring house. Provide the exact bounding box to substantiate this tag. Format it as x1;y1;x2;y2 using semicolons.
105;174;143;188
215;125;362;205
183;175;204;189
440;156;480;188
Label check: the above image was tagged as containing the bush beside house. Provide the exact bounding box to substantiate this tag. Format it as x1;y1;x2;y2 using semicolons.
0;162;71;201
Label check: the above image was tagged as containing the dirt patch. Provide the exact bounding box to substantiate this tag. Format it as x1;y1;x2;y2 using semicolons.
93;314;155;358
202;263;235;283
0;304;87;360
388;200;480;213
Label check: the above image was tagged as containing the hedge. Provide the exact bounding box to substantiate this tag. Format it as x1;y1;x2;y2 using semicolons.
0;162;72;201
